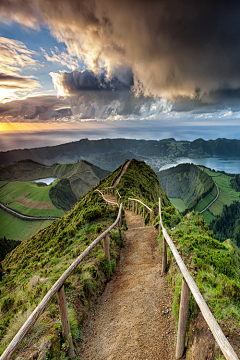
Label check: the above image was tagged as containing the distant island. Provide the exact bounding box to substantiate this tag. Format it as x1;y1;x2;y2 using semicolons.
1;137;240;171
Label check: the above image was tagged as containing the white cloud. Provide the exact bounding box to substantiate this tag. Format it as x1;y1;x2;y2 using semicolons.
0;36;40;102
41;47;80;70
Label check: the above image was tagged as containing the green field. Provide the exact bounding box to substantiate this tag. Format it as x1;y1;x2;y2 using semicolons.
7;202;64;217
195;193;215;212
169;198;187;212
0;209;53;241
196;168;240;222
202;209;217;223
0;181;64;217
0;181;57;203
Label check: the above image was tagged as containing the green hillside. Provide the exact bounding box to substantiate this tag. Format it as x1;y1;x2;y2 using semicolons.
157;163;214;213
0;159;239;358
0;159;172;358
0;160;110;241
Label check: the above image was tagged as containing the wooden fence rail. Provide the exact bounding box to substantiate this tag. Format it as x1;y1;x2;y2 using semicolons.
158;198;239;360
94;189;119;206
0;204;123;360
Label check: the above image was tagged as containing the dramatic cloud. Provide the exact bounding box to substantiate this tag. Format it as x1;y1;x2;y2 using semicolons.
41;47;80;70
0;95;71;121
1;0;240;101
0;36;40;102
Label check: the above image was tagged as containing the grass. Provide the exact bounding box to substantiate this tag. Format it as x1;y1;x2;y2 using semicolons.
0;162;128;358
202;210;216;223
7;202;64;217
0;209;53;241
0;181;58;204
164;213;240;335
0;181;64;217
194;193;215;212
195;168;240;222
169;198;187;212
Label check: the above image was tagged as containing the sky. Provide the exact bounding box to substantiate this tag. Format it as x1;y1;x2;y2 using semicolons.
1;0;240;151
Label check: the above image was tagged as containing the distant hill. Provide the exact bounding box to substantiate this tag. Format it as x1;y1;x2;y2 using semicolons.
157;163;214;213
2;137;240;170
0;160;110;241
0;159;110;199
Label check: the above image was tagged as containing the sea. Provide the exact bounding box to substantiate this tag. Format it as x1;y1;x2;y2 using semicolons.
159;156;240;174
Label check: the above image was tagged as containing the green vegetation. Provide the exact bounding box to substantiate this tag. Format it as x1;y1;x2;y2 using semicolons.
159;211;240;349
204;168;240;215
1;158;239;358
0;181;57;204
210;201;240;247
49;179;77;211
157;163;214;213
0;160;110;242
0;237;21;262
0;161;130;358
0;209;52;241
169;198;187;212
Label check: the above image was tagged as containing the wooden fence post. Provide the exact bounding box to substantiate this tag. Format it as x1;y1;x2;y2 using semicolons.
162;236;167;273
133;200;135;213
57;286;74;359
128;199;130;210
136;202;138;214
143;206;145;219
176;278;190;359
103;235;110;262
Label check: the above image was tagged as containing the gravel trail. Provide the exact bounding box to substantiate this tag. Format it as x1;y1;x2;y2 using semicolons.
80;210;176;360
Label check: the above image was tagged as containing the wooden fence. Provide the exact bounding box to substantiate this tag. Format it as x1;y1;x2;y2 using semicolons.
0;204;123;360
158;197;238;359
127;196;239;360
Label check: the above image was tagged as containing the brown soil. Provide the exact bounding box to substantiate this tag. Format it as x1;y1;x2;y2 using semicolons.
112;161;130;187
14;193;55;209
79;210;177;360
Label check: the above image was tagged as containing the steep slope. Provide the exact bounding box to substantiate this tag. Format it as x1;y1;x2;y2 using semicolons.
157;163;214;213
0;160;110;241
1;159;239;359
0;159;172;359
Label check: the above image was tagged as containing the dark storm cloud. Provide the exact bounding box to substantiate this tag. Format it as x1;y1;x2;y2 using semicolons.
0;96;71;120
2;0;240;100
51;69;133;94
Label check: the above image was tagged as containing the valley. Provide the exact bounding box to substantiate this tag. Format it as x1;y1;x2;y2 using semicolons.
0;160;110;241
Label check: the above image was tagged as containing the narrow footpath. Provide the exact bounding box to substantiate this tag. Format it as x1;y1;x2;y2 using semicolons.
79;209;176;359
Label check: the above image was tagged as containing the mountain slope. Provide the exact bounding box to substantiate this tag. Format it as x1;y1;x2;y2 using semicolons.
2;137;240;170
157;163;214;212
0;159;239;359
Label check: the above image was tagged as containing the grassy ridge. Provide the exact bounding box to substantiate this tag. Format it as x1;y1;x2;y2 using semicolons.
157;163;214;213
0;159;173;359
159;212;240;358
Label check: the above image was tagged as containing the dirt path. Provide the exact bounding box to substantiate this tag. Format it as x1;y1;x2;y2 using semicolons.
79;210;176;359
112;161;130;187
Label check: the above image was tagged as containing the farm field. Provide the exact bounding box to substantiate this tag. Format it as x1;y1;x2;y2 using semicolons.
195;193;215;213
196;168;240;222
169;198;187;212
0;181;64;217
0;209;52;241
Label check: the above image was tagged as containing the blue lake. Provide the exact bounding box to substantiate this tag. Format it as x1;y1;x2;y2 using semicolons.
159;157;240;174
30;177;57;185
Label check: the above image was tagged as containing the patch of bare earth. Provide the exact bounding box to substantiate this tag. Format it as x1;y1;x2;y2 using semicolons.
14;193;55;209
79;210;177;360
